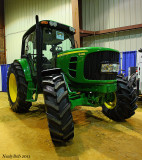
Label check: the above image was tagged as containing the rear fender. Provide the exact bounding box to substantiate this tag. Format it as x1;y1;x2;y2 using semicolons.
14;59;32;81
14;59;37;101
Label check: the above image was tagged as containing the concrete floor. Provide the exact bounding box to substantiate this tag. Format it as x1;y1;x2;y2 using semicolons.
0;92;142;160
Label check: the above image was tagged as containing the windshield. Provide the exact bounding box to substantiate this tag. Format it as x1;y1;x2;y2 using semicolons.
42;27;75;61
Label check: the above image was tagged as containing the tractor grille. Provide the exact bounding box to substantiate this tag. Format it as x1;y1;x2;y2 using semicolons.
84;51;119;80
69;57;77;78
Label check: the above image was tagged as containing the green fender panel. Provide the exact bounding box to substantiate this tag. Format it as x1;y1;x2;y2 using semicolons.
14;59;37;102
14;59;32;82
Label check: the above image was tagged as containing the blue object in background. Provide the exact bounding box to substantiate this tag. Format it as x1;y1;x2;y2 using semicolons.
122;51;137;77
1;64;10;92
118;54;121;75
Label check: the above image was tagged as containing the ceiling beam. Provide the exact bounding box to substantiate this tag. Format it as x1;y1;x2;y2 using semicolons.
80;29;95;37
80;24;142;37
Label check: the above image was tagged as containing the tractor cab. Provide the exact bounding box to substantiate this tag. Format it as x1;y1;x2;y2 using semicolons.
21;19;75;70
21;16;75;91
21;17;75;91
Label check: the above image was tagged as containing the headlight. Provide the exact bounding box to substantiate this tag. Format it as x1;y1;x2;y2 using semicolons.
49;21;57;27
69;26;75;33
101;64;119;72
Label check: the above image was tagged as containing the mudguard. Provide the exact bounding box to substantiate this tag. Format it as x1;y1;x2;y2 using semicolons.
14;59;32;82
14;59;36;102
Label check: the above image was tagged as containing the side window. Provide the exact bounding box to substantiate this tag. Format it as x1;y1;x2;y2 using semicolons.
42;45;53;60
42;29;53;60
59;38;71;51
25;31;36;55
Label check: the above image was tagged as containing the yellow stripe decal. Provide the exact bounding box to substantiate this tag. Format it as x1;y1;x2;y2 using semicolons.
57;50;88;57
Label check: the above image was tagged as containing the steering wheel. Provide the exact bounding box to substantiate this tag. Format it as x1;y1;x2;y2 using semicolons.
50;45;63;55
56;46;63;53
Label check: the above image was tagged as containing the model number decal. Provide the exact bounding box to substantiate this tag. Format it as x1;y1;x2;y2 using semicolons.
79;53;85;56
57;50;88;57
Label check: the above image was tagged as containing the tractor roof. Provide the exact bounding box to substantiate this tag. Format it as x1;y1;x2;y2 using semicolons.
23;20;75;40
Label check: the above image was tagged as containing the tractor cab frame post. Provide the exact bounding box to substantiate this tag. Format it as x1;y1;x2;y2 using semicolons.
36;15;42;91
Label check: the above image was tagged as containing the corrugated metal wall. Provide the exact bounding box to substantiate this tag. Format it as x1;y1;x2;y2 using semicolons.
5;0;72;64
82;0;142;52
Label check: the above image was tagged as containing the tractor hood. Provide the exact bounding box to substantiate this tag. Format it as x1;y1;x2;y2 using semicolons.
56;47;119;92
57;47;119;58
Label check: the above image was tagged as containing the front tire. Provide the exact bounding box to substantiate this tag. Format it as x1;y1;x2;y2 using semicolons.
42;74;74;143
7;61;32;112
102;75;138;121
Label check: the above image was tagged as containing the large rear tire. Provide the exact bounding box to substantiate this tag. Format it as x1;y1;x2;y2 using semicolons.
102;74;138;121
42;74;74;143
7;61;32;112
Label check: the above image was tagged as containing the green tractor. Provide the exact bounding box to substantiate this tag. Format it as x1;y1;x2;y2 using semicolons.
7;16;137;143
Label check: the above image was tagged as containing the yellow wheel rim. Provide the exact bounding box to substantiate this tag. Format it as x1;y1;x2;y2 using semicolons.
9;73;17;103
104;93;117;110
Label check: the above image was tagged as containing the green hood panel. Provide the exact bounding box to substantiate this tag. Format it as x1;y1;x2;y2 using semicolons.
57;47;119;58
57;47;119;87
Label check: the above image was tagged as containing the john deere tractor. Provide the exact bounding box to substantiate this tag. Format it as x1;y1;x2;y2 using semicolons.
7;16;137;143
